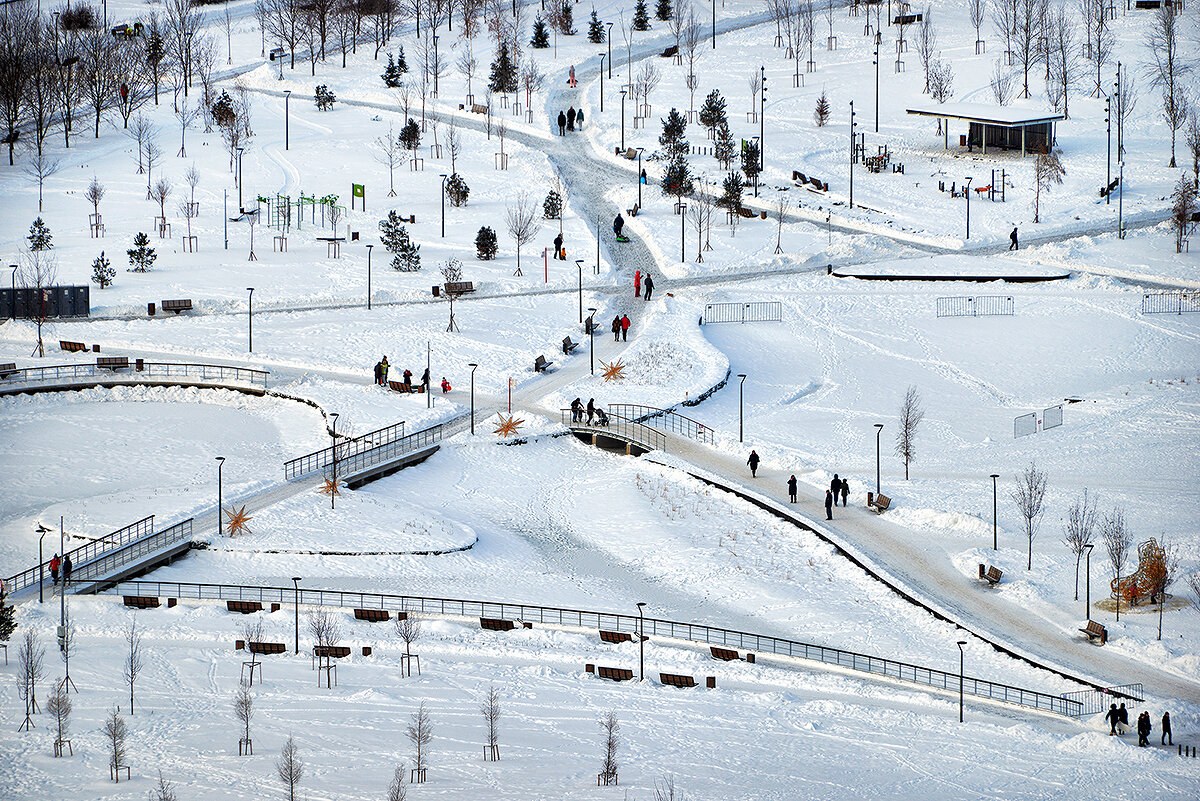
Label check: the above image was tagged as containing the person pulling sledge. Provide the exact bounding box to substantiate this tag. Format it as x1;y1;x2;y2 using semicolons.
441;377;451;393
613;213;627;242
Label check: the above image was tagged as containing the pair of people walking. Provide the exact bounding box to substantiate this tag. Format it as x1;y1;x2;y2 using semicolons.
633;270;654;301
830;474;849;507
611;314;630;341
373;356;390;386
552;233;566;260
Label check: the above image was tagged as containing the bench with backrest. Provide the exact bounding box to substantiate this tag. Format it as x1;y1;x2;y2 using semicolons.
660;45;679;57
563;336;579;354
353;608;391;622
471;103;488;114
123;595;160;609
160;299;192;314
584;318;600;335
977;564;1003;585
388;380;424;394
480;617;516;632
534;354;553;373
597;666;634;681
0;362;17;378
1080;620;1108;644
227;600;263;614
97;356;129;370
866;492;891;513
710;646;740;661
444;281;475;295
60;340;88;353
659;672;697;688
599;630;633;644
313;645;352;659
248;641;287;654
616;147;638;159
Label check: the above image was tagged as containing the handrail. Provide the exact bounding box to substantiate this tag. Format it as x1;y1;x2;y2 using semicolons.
284;420;408;480
607;403;714;444
71;519;195;591
0;361;269;395
329;414;468;479
4;516;154;595
107;580;1085;717
561;409;666;452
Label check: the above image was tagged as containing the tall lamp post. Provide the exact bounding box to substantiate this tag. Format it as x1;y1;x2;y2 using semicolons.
873;39;880;133
956;640;967;722
606;23;613;77
620;89;627;152
329;413;339;510
599;54;606;112
873;423;883;495
989;473;999;550
712;0;717;48
575;260;583;323
292;577;302;653
1084;543;1094;620
587;306;597;375
433;35;439;95
468;363;478;434
759;66;766;184
440;174;448;238
636;602;647;681
964;176;973;239
849;101;856;209
216;456;226;538
737;374;747;442
236;146;245;211
11;265;17;320
284;90;291;150
636;147;645;208
679;202;687;262
246;287;255;352
37;523;51;604
365;244;373;310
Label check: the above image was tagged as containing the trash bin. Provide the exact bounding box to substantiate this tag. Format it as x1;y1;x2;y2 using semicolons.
959;134;967;147
148;302;156;316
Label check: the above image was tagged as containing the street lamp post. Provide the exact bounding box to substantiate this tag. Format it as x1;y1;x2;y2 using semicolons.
606;23;613;77
433;35;439;95
292;577;302;653
874;423;884;495
1084;543;1094;620
737;374;747;442
216;456;226;538
990;473;999;550
575;260;583;323
679;202;687;262
365;244;373;310
10;265;17;320
468;363;478;434
636;147;645;208
37;524;51;604
636;602;647;681
964;177;973;239
284;90;291;150
426;341;432;409
587;306;597;375
759;66;766;187
620;89;627;152
712;0;717;48
849;101;856;209
956;640;967;722
1104;95;1111;205
246;287;255;352
599;54;606;112
329;413;339;510
440;174;448;238
236;147;245;211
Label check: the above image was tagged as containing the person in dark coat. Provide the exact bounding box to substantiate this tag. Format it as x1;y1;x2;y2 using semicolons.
586;398;596;425
1137;712;1151;746
840;478;849;507
62;554;72;585
421;368;430;392
570;398;583;423
825;490;834;520
613;213;625;238
576;108;584;129
1117;703;1129;734
640;168;647;184
1009;227;1019;250
403;369;413;391
1161;711;1172;745
567;107;576;130
620;314;630;342
557;111;567;135
787;475;797;503
830;475;842;506
643;274;654;300
553;233;564;260
612;315;622;341
374;361;382;386
747;450;760;477
1104;704;1119;735
50;554;60;585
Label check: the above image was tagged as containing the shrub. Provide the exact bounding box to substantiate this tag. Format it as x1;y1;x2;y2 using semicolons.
475;226;498;260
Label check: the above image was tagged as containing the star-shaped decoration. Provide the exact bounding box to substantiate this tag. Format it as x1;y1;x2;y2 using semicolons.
601;359;627;382
493;414;525;437
319;477;342;498
224;505;253;537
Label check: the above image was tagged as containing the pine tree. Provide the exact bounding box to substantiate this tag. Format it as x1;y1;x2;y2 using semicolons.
91;251;115;288
655;0;672;22
127;232;157;272
475;226;498;259
314;85;337;110
714;119;736;168
814;91;830;127
380;211;421;271
633;0;651;30
659;108;689;159
588;10;605;43
0;589;16;646
488;46;518;94
382;53;407;87
698;90;727;132
661;153;693;200
741;140;761;186
543;190;563;219
531;16;551;48
446;173;470;207
27;217;53;251
720;171;744;210
560;2;576;34
395;46;408;75
399;119;421;151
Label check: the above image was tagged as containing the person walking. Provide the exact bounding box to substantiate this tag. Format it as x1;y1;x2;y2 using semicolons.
421;368;430;393
840;478;849;507
634;269;641;297
1117;703;1129;735
553;233;564;260
567;107;576;131
557;110;567;135
825;490;834;520
1009;227;1019;250
1104;704;1119;735
586;398;596;425
50;553;60;586
441;377;451;393
380;356;389;386
747;450;760;478
613;213;625;239
1137;712;1151;747
62;554;72;586
1161;711;1172;745
787;475;797;503
620;314;630;342
643;274;654;301
830;475;842;507
373;360;382;386
403;368;413;392
568;65;576;86
576;108;584;129
611;315;622;341
570;398;584;423
640;168;647;184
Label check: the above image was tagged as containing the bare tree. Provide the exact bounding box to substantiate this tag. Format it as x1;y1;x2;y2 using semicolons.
149;770;178;801
1032;146;1065;223
969;0;988;51
124;620;145;714
655;775;686;801
1080;0;1112;97
1170;174;1198;253
929;59;955;104
505;192;541;275
893;386;924;480
1115;72;1137;161
916;8;938;94
18;248;58;357
1145;4;1192;167
1045;9;1081;118
457;46;477;101
17;630;45;717
151;178;173;227
387;764;408;801
79;28;119;139
176;99;201;157
598;711;620;786
103;706;128;781
308;609;342;682
58;611;77;694
519;56;545;112
1011;463;1048;570
1063;489;1098;602
408;701;433;782
1102;507;1130;621
1187;571;1200;617
26;22;59;158
1184;110;1200;188
234;684;253;754
375;125;404;196
1012;0;1044;98
0;4;36;165
127;113;155;174
772;192;790;254
86;176;106;221
481;685;501;760
47;682;71;757
747;72;761;121
1143;538;1178;640
446;117;462;174
22;148;61;213
276;735;304;801
145;139;163;200
990;59;1014;105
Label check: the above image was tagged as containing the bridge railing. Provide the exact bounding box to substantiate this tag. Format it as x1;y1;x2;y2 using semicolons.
0;362;269;395
561;409;666;452
4;516;154;596
107;580;1085;717
284;420;407;480
330;414;468;479
702;301;783;324
1141;291;1200;315
607;403;714;444
71;518;194;591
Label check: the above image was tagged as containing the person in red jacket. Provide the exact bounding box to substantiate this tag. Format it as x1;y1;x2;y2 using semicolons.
634;269;641;297
50;553;61;585
441;377;451;393
620;314;631;342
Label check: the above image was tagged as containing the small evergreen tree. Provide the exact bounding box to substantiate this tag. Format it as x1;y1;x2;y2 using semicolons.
380;211;421;271
27;218;53;251
588;10;605;43
531;16;551;48
661;153;693;200
720;171;744;210
395;46;408;75
814;91;830;126
714;120;736;168
488;46;518;94
475;226;498;259
659;108;689;158
382;53;408;87
91;251;115;288
741;140;761;187
399;119;421;151
314;85;337;110
698;90;727;132
126;232;156;272
0;588;16;646
543;190;563;219
560;2;576;34
446;173;470;207
655;0;672;22
633;0;651;30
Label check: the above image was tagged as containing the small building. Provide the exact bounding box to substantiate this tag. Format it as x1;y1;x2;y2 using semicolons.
906;102;1065;156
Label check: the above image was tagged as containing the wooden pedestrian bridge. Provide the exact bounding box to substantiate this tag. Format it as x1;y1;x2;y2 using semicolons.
0;360;269;397
562;403;714;455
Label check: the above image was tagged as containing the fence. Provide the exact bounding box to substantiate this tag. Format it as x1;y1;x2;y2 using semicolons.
1141;291;1200;315
107;580;1084;717
607;403;714;444
0;284;89;320
0;362;269;396
702;302;783;325
1061;684;1145;716
71;518;194;591
330;416;466;479
4;516;154;596
562;409;667;452
284;420;408;480
1014;412;1037;438
1042;404;1063;431
936;296;1015;318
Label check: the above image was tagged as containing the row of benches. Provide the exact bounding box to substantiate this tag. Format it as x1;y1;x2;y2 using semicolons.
793;170;830;193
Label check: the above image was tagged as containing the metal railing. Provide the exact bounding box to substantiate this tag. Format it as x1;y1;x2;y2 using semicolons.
1043;404;1063;430
71;519;194;590
0;362;269;395
1061;684;1145;716
4;516;154;595
608;403;714;444
330;415;467;479
936;296;1015;318
1014;412;1037;438
561;409;667;452
107;580;1084;717
702;301;783;325
1141;291;1200;315
284;420;407;480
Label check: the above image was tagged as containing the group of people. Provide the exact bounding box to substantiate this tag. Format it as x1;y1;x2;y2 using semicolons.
570;398;609;426
1105;704;1172;747
747;454;852;521
48;552;73;586
633;269;654;301
552;233;567;260
610;314;632;342
556;107;584;135
373;357;450;394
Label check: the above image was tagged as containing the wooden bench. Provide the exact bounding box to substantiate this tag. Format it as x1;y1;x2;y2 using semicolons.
60;340;88;353
480;617;515;632
160;299;192;314
247;641;287;654
710;646;740;661
444;281;476;295
534;355;553;373
616;147;638;159
471;103;488;114
599;630;633;644
123;595;160;609
388;380;424;393
978;564;1003;586
597;666;634;681
227;600;263;614
584;318;600;335
660;44;679;58
659;672;696;688
96;356;129;370
353;608;391;622
0;362;17;378
893;12;923;24
1080;620;1108;644
313;645;352;659
562;336;579;354
866;492;891;513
